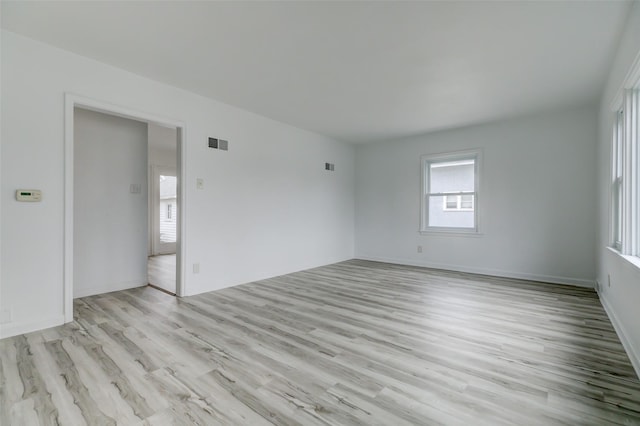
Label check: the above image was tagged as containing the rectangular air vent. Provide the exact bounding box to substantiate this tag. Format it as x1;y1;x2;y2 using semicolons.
208;137;229;151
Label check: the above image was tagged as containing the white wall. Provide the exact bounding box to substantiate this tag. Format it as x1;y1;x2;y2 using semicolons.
596;1;640;376
74;108;148;298
148;123;177;167
0;30;355;338
355;105;598;287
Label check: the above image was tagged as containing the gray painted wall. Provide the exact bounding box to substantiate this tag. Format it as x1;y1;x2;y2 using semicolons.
355;105;597;287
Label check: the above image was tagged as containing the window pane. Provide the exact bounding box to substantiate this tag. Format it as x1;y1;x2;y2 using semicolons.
611;111;623;249
159;175;177;243
615;179;622;246
445;195;458;209
616;112;623;178
422;152;479;232
429;195;475;228
460;194;474;209
429;159;475;193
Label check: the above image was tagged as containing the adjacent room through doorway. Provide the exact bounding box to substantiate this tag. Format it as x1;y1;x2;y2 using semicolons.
73;107;181;300
147;123;179;294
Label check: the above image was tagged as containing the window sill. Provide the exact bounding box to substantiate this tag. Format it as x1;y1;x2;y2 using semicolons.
420;229;484;238
607;246;640;271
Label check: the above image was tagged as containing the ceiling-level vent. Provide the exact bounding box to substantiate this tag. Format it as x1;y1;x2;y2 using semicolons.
208;137;229;151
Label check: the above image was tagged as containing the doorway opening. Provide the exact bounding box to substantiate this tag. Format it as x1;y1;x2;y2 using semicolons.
64;94;186;322
148;124;179;294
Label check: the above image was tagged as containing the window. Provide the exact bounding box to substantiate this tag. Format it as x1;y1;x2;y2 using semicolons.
421;150;480;233
159;175;177;244
611;88;639;257
612;110;623;251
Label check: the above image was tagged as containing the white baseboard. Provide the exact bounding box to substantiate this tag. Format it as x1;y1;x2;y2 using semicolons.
73;278;147;299
355;255;595;288
0;315;65;340
599;294;640;380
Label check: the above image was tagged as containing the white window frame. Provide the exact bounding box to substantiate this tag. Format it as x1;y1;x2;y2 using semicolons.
611;88;639;257
420;149;481;234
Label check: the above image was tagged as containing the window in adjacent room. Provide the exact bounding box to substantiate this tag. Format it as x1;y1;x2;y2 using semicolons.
421;150;480;233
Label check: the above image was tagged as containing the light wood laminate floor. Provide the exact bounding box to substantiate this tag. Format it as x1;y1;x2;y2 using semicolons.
1;260;639;425
147;254;176;295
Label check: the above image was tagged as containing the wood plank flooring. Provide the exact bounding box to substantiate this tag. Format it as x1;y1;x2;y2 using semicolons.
147;254;176;295
1;260;639;425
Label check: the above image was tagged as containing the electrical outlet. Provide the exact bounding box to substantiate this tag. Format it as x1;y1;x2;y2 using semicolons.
193;263;200;274
417;245;422;253
196;178;204;190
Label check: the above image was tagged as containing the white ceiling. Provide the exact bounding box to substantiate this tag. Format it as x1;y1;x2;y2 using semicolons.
1;1;631;143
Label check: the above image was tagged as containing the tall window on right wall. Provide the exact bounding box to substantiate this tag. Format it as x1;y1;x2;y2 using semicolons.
611;88;639;257
421;150;480;233
612;110;623;251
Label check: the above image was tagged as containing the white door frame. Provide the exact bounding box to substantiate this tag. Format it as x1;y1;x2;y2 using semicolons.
64;93;187;322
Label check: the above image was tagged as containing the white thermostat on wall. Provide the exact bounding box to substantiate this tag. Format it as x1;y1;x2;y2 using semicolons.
16;189;42;202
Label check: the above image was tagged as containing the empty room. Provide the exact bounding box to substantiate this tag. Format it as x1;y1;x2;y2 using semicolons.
1;1;640;425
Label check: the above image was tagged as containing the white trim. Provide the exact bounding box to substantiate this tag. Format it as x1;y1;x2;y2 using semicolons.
64;93;187;326
0;315;65;340
430;159;474;168
622;90;635;254
355;255;595;288
598;293;640;380
610;48;640;111
419;230;485;238
177;126;187;297
64;96;74;322
73;279;147;299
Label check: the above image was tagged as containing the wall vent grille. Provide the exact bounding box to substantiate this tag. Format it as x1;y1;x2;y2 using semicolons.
208;137;229;151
